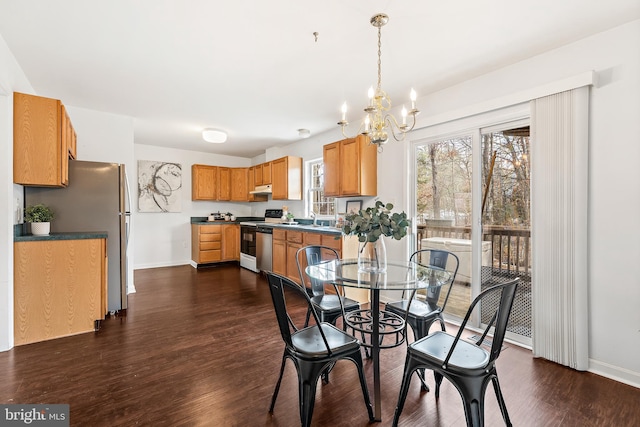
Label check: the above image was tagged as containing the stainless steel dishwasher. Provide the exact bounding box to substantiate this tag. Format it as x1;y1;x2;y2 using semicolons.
256;225;273;272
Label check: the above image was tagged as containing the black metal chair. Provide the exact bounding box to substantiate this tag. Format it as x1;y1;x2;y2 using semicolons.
265;272;374;427
384;249;459;389
296;245;360;329
392;278;520;427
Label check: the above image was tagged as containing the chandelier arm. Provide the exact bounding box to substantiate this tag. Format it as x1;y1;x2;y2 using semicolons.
384;114;407;142
340;122;366;140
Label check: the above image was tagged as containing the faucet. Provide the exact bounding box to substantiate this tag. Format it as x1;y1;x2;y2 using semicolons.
310;212;318;227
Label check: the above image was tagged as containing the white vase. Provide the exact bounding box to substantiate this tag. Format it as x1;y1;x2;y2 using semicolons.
357;238;387;273
31;222;50;236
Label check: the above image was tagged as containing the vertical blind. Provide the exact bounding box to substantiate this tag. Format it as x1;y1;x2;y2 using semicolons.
530;86;589;370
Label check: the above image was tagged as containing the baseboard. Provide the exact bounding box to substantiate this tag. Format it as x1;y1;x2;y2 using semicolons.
134;260;192;270
589;359;640;389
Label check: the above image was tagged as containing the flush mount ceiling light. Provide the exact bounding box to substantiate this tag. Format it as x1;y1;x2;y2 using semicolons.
202;128;227;143
298;128;311;138
338;13;419;152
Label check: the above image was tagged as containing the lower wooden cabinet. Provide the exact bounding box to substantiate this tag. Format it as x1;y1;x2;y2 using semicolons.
192;223;240;265
13;238;107;346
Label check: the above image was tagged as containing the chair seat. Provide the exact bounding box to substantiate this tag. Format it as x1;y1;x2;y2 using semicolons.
292;323;360;358
310;294;359;313
386;298;440;319
410;330;490;371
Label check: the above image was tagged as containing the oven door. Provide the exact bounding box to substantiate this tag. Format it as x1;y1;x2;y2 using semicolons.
240;225;256;257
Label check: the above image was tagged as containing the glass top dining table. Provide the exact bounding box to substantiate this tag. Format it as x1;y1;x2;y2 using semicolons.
306;258;452;422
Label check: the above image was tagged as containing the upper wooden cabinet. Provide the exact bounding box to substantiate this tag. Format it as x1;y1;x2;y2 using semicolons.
254;161;273;186
14;92;76;187
271;156;302;200
323;135;377;197
192;164;218;200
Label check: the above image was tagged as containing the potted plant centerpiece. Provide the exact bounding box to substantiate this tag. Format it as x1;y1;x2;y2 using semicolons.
342;201;410;272
25;204;55;236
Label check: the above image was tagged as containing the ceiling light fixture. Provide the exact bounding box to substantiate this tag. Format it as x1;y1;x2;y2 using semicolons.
298;128;311;138
338;13;419;151
202;128;227;143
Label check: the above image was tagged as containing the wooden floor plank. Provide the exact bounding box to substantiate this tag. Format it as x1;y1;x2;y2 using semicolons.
0;264;638;426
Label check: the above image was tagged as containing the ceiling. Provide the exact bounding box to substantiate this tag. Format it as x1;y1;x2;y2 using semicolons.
1;1;639;158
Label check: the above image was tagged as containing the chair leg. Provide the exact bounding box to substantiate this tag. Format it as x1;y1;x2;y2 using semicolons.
491;374;512;426
351;351;375;422
269;354;288;413
392;353;419;427
456;376;489;427
297;362;325;427
434;372;444;399
416;369;430;392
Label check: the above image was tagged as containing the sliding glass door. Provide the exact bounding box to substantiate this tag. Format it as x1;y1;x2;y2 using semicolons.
412;115;532;346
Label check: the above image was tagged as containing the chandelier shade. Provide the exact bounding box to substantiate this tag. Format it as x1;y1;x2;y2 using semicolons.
338;13;419;151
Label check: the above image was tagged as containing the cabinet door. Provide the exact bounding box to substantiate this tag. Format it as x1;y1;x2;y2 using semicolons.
262;162;272;185
192;165;218;200
323;142;340;196
230;168;249;201
272;239;287;276
254;163;263;186
271;157;287;200
339;137;361;196
222;224;240;260
13;92;65;186
286;242;303;284
218;167;231;200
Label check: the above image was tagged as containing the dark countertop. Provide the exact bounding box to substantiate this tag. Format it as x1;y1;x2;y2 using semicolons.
15;231;108;242
190;216;261;225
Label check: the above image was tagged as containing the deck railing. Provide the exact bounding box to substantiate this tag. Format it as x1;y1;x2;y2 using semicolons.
417;224;531;277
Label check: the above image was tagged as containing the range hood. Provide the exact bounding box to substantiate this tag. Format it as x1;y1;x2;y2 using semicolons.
249;184;272;195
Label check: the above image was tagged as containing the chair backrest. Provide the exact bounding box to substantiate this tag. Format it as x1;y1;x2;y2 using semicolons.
410;249;460;305
265;271;332;353
296;245;340;297
442;278;519;369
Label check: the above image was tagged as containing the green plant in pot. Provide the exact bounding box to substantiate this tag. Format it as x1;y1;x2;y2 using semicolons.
342;201;410;272
25;204;54;236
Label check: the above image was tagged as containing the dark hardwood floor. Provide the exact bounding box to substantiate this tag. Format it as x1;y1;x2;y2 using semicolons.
1;264;638;426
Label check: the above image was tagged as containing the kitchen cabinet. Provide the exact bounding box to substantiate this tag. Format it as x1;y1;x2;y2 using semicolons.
271;156;302;200
255;161;272;186
192;164;218;200
192;224;222;264
218;167;231;201
222;224;240;261
192;223;241;265
323;135;377;197
14;92;77;187
14;238;107;345
230;167;249;201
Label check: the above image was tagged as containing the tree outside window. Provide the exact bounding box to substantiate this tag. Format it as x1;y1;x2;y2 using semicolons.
307;159;335;216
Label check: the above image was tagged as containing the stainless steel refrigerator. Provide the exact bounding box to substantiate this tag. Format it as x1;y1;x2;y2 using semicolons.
25;160;131;313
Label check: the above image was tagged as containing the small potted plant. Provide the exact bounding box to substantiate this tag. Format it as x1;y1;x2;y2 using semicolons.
25;204;55;236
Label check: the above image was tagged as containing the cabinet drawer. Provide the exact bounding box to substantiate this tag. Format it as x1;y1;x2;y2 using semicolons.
200;241;222;251
304;232;322;245
287;231;303;244
273;228;286;241
200;233;222;242
200;250;222;263
200;225;222;234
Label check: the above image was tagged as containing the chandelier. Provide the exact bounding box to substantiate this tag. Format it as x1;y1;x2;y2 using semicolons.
338;13;419;151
